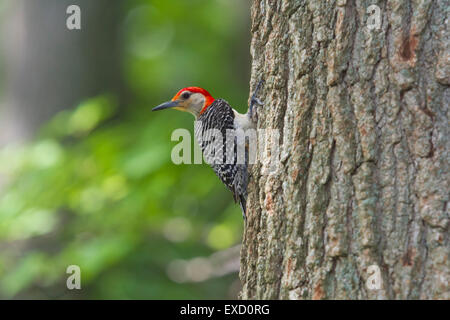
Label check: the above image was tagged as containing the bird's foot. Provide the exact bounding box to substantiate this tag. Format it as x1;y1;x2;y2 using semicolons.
249;79;264;123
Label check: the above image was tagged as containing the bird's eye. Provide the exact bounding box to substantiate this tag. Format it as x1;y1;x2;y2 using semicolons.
182;92;191;99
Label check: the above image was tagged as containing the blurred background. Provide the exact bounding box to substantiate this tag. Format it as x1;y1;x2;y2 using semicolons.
0;0;251;299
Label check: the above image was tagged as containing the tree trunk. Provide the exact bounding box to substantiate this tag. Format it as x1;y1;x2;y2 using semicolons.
0;0;124;145
240;0;448;300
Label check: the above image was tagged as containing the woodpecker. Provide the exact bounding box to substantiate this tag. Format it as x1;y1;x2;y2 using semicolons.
152;81;264;220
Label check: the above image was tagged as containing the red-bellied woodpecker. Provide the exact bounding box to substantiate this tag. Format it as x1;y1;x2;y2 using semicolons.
152;81;264;220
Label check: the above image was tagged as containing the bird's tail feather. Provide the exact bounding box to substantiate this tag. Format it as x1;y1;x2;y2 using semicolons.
239;195;247;222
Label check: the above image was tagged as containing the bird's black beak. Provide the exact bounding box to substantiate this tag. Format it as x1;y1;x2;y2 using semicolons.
152;100;179;111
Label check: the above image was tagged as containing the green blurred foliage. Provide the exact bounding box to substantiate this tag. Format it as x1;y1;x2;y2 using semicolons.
0;0;250;299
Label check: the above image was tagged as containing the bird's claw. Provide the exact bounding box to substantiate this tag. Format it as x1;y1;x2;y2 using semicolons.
251;97;263;107
249;79;264;122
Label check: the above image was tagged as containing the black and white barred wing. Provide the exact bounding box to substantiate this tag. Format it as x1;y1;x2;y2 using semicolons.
194;99;249;215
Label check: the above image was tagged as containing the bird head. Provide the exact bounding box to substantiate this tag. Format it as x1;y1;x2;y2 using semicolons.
152;87;215;117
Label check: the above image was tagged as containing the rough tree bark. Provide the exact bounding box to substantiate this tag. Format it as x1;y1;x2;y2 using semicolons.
240;0;448;299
